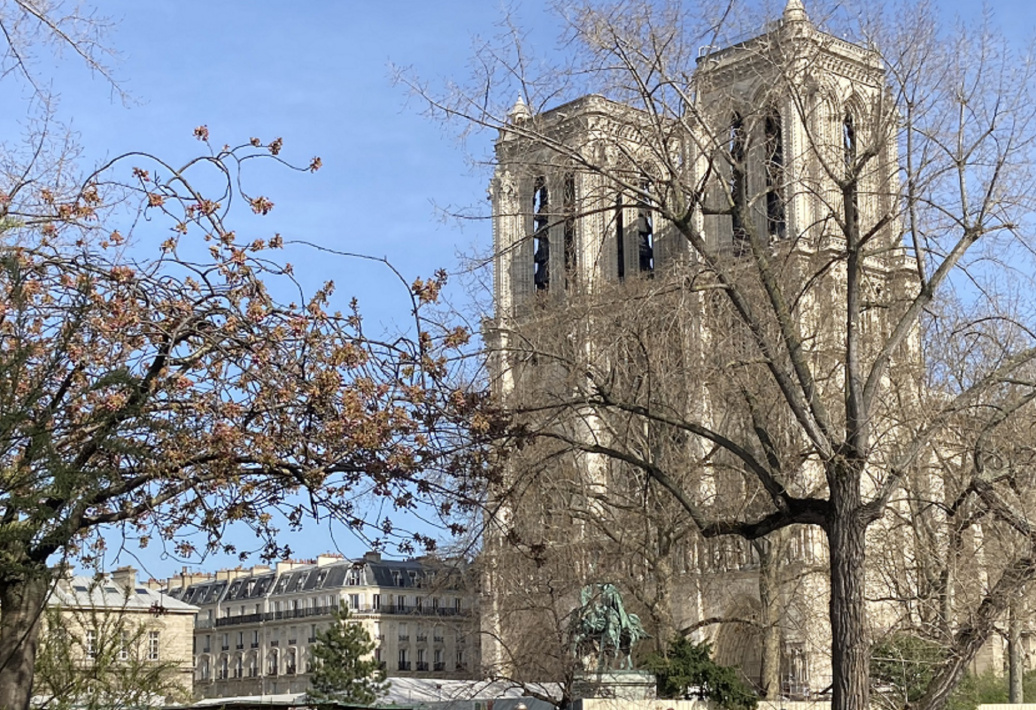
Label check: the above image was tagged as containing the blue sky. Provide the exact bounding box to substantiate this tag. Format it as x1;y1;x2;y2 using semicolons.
15;0;1036;580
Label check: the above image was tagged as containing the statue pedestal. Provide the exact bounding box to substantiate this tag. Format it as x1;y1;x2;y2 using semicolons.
573;670;656;702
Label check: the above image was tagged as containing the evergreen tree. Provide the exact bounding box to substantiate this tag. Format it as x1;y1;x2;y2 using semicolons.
646;636;757;710
308;603;389;704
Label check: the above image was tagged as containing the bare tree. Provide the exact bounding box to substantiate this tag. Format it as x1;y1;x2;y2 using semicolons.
409;3;1036;710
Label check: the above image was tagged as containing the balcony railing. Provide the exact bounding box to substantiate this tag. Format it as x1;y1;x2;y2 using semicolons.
434;662;445;671
398;635;410;642
397;661;411;671
211;605;341;627
416;661;429;671
415;635;428;643
378;604;468;617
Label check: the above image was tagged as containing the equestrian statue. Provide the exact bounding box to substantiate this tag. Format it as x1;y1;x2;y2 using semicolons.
570;583;649;671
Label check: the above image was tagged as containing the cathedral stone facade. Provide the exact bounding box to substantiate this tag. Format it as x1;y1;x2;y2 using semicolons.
482;0;924;696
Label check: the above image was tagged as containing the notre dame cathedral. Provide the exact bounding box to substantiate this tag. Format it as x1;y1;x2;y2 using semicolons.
479;0;984;699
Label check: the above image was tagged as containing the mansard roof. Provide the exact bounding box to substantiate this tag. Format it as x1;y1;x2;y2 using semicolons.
53;575;198;614
167;554;465;608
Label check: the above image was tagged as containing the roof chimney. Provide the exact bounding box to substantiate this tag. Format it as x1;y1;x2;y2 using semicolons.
111;566;137;591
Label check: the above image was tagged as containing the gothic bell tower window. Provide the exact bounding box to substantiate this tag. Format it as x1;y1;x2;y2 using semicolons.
730;113;748;254
563;172;576;288
615;193;625;281
533;177;550;290
637;181;654;274
843;112;859;236
765;107;786;239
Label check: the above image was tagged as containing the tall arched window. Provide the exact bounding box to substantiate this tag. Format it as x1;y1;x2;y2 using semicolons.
843;112;860;236
532;177;550;290
637;179;654;274
765;107;786;239
615;193;625;281
729;113;748;254
563;172;576;288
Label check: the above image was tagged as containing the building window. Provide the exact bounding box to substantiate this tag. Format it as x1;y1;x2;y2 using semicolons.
843;111;859;235
349;593;360;610
637;180;654;274
415;596;423;613
119;630;129;661
148;631;160;661
615;194;625;281
397;594;406;611
563;172;576;288
399;623;409;642
252;630;260;648
456;648;465;670
85;629;97;658
730;113;748;254
268;649;279;676
219;655;228;680
533;176;550;291
417;648;427;671
372;594;380;610
200;656;211;680
454;597;462;612
765;107;786;239
204;634;211;653
398;648;410;671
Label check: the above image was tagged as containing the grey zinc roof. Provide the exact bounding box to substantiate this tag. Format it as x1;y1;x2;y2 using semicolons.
172;555;466;607
52;575;197;614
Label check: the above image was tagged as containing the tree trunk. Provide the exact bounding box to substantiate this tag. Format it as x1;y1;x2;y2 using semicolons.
651;553;676;654
758;534;783;700
0;569;51;710
1009;599;1023;703
828;476;870;710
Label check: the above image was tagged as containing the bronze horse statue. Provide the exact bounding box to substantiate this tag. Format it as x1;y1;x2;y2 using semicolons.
570;583;649;671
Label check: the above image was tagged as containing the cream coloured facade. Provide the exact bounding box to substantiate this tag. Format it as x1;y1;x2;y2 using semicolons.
483;0;925;697
41;566;198;704
166;551;478;699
